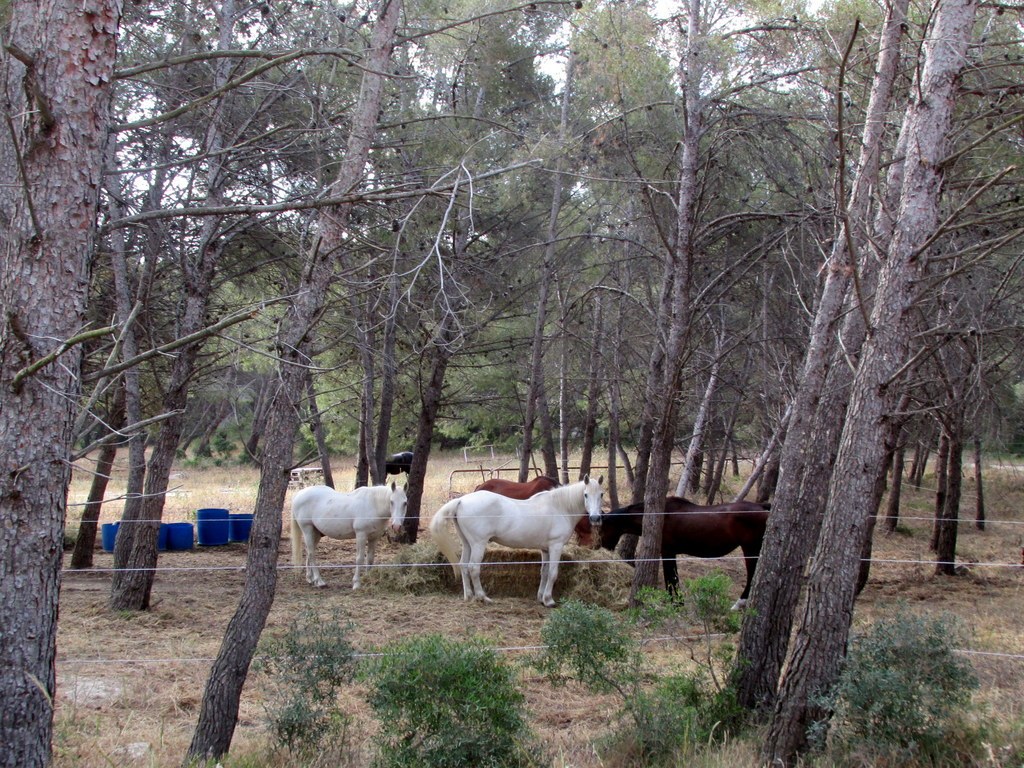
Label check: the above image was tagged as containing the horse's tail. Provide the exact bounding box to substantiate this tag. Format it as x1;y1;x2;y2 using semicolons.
428;499;462;577
290;509;303;578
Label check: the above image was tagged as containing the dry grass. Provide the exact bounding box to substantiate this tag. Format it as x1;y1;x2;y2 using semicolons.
55;451;1024;767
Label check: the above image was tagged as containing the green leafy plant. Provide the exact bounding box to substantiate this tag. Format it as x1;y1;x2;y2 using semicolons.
257;607;357;759
535;591;745;767
363;633;541;768
817;609;981;765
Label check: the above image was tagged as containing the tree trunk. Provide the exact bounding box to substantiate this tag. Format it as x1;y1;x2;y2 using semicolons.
111;0;238;611
373;274;400;481
0;1;121;764
519;55;574;483
631;0;702;605
187;1;403;758
734;0;909;712
305;372;335;488
931;428;950;551
606;283;627;511
734;403;790;503
883;430;907;533
909;439;931;487
356;304;376;488
578;297;604;479
763;2;977;760
676;350;720;496
935;422;962;575
69;395;124;569
974;434;985;530
401;312;460;545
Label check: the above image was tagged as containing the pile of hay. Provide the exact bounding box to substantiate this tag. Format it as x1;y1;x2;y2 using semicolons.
365;539;633;608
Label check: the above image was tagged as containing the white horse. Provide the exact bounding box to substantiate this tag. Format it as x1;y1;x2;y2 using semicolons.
429;475;603;607
291;482;408;589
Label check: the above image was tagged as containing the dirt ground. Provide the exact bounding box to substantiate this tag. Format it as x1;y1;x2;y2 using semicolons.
53;457;1024;767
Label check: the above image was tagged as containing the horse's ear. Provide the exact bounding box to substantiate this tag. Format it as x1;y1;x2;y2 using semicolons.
598;475;604;485
403;482;408;492
582;473;590;483
391;481;396;491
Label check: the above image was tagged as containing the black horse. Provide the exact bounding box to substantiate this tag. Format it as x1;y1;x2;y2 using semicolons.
385;451;414;476
594;496;770;608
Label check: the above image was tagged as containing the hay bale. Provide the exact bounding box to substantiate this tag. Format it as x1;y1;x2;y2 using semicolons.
363;539;634;607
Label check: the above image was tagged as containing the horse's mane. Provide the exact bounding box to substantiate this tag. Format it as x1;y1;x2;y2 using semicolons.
542;478;589;514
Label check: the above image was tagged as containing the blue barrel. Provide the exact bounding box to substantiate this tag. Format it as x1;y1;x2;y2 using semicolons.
229;513;254;543
101;522;119;552
158;523;169;551
166;522;194;550
195;508;230;546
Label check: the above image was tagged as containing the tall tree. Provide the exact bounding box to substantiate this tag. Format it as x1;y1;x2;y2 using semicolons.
0;0;122;764
187;0;404;758
630;0;704;603
734;0;910;711
763;0;979;760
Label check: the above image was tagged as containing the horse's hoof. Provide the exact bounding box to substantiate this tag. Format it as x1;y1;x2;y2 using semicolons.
731;599;747;611
314;580;327;588
542;599;556;608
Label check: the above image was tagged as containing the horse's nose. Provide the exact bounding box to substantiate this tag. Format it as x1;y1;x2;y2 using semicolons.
589;513;602;524
390;522;403;535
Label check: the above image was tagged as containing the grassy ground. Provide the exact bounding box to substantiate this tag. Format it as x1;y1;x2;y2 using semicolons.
55;451;1024;767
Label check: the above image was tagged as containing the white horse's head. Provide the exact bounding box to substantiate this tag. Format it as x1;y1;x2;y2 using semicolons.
388;481;408;534
583;474;604;523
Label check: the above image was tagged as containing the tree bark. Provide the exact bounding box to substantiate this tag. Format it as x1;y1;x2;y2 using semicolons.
0;1;121;764
69;394;124;569
401;311;460;545
763;2;977;760
883;428;907;533
187;1;403;759
676;345;721;497
931;428;950;551
519;54;574;483
734;0;909;711
630;0;702;605
305;372;335;489
373;274;400;481
578;297;604;479
974;434;985;530
935;420;962;575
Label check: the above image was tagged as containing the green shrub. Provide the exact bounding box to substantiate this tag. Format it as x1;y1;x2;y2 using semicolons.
363;634;541;768
534;599;640;696
257;608;357;758
535;592;746;767
818;609;981;765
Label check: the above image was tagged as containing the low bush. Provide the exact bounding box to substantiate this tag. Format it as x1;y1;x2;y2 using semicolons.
535;579;747;767
816;609;981;766
256;607;357;761
363;633;541;768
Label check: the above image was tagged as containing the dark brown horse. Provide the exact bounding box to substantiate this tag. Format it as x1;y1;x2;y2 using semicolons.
473;475;594;547
594;497;769;608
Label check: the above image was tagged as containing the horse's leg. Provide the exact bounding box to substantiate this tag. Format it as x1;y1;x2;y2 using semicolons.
468;541;492;603
539;543;562;607
663;553;680;599
353;531;369;589
536;549;549;604
456;530;474;600
365;535;378;567
733;544;759;610
305;528;326;588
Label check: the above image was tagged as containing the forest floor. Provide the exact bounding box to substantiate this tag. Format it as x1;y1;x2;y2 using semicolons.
55;452;1024;767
